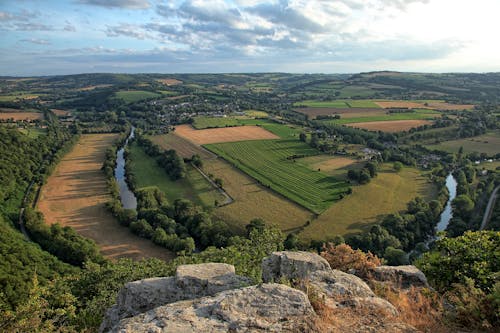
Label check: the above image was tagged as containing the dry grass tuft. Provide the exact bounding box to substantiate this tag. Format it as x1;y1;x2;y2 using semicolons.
320;243;381;279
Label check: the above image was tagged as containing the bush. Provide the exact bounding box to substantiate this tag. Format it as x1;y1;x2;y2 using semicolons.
320;243;381;279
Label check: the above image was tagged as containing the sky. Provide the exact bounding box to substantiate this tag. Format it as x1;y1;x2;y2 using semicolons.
0;0;499;76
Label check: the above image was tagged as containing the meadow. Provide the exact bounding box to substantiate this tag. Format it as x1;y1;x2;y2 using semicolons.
426;131;500;155
148;132;214;159
204;139;350;213
204;158;313;233
299;164;436;240
128;142;225;207
37;134;173;261
114;90;161;103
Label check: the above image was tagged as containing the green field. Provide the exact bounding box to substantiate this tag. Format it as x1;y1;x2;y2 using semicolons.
128;143;225;207
299;165;436;240
244;110;269;118
115;90;161;103
345;100;380;108
191;117;302;139
294;100;349;108
426;131;500;155
204;140;350;213
319;112;438;125
192;116;240;129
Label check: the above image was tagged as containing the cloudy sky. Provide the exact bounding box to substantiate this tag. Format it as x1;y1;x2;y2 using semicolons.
0;0;499;75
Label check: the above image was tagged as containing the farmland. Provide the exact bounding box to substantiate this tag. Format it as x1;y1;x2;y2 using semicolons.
299;165;436;240
205;140;350;213
298;155;363;179
426;131;500;155
174;124;279;144
148;132;214;159
37;134;174;261
318;112;438;125
128;142;225;207
345;119;433;132
0;112;43;121
114;90;161;103
204;158;313;233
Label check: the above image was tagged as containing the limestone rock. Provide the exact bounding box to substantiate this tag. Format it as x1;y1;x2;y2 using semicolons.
100;263;251;332
262;251;331;282
309;269;375;299
341;296;399;317
109;284;317;333
373;265;429;288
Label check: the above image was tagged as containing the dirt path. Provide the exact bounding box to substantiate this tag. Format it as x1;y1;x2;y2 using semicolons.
37;134;174;261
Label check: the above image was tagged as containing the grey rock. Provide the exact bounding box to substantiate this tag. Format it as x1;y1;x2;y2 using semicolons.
309;269;375;299
109;283;316;333
373;265;429;288
262;251;331;283
341;296;399;316
100;263;251;332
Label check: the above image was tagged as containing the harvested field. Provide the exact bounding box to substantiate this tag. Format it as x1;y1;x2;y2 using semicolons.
204;158;312;234
174;124;279;144
375;100;474;110
299;165;436;240
299;155;359;173
346;120;432;132
51;109;71;116
148;133;214;159
0;112;43;121
37;134;174;261
157;78;182;85
294;107;385;119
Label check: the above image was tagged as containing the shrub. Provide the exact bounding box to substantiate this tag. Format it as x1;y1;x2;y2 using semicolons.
320;243;381;279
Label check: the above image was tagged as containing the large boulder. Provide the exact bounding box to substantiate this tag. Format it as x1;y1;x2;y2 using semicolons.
100;263;251;332
262;251;331;282
341;296;399;317
373;265;429;288
109;284;317;333
309;270;375;299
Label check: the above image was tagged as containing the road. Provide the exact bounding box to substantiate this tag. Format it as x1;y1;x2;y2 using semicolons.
480;185;500;230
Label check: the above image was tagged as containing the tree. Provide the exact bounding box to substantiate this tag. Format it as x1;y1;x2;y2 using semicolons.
246;218;266;236
393;161;403;172
384;246;409;265
416;231;500;293
299;132;306;142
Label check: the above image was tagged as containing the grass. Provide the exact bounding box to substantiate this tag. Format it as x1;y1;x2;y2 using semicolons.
148;133;213;159
204;139;350;213
298;155;364;180
426;131;500;155
319;113;438;125
204;158;313;234
128;142;225;208
298;164;436;240
192;116;240;129
244;110;269;118
37;134;174;261
294;100;349;108
345;100;381;108
115;90;161;103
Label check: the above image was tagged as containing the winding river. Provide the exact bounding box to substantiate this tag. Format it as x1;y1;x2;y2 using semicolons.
436;173;457;232
115;127;137;210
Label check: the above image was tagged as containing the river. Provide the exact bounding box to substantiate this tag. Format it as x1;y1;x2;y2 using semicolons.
115;127;137;210
436;173;457;232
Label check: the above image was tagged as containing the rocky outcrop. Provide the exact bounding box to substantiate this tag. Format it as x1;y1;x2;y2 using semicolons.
262;251;331;282
373;265;429;288
100;263;251;332
102;252;428;332
111;284;317;333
